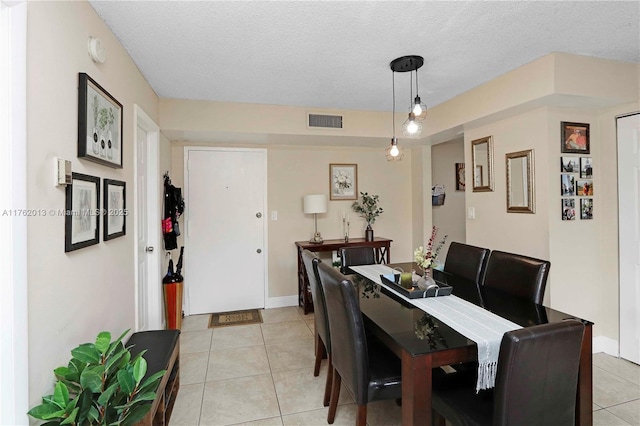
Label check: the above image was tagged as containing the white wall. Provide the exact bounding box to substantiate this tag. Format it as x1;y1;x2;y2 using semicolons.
26;1;158;405
431;138;466;260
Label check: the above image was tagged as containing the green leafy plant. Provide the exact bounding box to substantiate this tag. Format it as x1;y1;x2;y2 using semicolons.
351;192;383;225
28;330;165;426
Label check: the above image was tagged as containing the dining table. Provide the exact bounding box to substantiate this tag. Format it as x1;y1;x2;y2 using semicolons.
350;262;593;426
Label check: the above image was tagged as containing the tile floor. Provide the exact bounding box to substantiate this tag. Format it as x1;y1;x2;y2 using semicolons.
170;307;640;426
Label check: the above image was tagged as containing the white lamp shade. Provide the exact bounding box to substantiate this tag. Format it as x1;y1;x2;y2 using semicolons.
303;194;327;214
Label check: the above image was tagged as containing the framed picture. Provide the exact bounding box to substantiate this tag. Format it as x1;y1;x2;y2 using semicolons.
78;73;123;168
580;198;593;220
561;121;590;154
562;198;576;221
560;156;579;173
455;163;465;191
580;157;593;178
577;180;593;196
103;179;126;241
65;173;100;252
330;163;357;200
561;174;575;196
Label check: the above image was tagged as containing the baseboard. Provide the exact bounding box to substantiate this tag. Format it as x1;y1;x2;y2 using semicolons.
265;295;298;309
592;335;618;356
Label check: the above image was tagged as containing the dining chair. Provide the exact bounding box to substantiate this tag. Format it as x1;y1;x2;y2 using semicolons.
317;261;402;426
339;246;376;275
481;250;550;304
443;242;490;285
301;249;333;407
432;319;585;426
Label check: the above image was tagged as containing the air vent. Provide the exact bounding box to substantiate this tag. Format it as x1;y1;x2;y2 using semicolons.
308;113;343;129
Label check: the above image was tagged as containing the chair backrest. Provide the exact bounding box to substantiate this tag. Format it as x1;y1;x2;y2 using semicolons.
494;320;585;426
301;250;330;354
443;242;490;285
481;250;550;304
340;246;376;274
317;261;369;405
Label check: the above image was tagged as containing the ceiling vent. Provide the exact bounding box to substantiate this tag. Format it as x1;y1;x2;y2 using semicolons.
308;113;343;129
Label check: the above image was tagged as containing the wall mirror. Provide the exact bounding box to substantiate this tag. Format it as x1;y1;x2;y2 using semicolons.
506;149;535;213
471;136;494;192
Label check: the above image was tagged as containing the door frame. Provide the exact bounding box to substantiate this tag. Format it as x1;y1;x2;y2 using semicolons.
183;146;268;316
134;105;162;330
0;1;28;423
616;111;640;363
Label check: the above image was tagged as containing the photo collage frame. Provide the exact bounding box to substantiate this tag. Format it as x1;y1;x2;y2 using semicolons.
560;122;593;221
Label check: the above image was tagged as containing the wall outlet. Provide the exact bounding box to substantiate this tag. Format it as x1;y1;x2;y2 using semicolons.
468;207;476;219
271;211;278;221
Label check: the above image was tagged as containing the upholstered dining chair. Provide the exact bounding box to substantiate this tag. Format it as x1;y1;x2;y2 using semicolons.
317;262;402;426
443;242;491;285
481;250;551;304
301;249;333;407
432;320;585;426
339;246;376;275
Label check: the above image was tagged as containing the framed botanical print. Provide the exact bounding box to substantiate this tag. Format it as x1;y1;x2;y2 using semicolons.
78;73;123;168
103;179;126;241
330;163;357;200
65;173;100;252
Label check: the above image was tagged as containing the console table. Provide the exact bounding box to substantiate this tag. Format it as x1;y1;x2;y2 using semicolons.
295;237;392;314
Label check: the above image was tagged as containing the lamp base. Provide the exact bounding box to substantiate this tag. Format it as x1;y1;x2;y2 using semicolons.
310;232;324;244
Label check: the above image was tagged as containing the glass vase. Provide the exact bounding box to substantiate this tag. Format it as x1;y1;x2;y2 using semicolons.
416;267;436;290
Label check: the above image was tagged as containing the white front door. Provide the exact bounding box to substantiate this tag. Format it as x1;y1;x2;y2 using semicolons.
617;112;640;364
134;105;161;330
185;147;267;314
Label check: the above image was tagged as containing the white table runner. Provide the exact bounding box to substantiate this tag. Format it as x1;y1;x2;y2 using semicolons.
350;264;522;391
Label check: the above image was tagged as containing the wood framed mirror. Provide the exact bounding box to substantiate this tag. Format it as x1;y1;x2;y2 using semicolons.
506;149;535;213
472;136;494;192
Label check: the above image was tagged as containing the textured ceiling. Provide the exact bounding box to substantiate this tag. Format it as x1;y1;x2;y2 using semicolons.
89;1;640;114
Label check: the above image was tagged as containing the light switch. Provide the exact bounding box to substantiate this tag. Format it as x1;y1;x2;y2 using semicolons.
468;207;476;219
271;211;278;221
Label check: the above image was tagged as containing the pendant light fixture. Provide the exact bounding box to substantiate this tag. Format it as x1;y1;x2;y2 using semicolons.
412;69;428;121
385;70;403;161
389;55;425;140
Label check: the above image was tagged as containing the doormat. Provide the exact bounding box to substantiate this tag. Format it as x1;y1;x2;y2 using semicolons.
209;309;263;328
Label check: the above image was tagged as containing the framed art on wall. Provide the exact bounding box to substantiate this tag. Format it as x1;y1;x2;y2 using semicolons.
580;157;593;178
561;199;576;221
577;180;593;196
78;73;123;168
560;156;579;173
65;173;100;252
561;122;590;154
561;174;575;196
103;179;126;241
455;163;465;191
330;163;357;200
580;198;593;220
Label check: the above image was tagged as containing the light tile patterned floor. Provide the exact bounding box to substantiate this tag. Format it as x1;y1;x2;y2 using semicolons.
170;307;640;426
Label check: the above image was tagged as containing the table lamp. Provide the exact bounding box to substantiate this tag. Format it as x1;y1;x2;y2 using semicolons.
303;194;327;244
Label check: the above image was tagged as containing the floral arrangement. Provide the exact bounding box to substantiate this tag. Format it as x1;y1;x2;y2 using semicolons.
414;313;438;340
414;226;447;270
351;192;383;225
333;170;353;193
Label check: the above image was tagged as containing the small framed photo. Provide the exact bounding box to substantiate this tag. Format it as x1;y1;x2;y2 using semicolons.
561;174;575;196
78;73;123;168
561;122;590;154
330;164;357;200
65;173;100;252
580;198;593;220
562;199;576;221
455;163;465;191
560;156;579;173
103;179;126;241
577;180;593;196
580;157;593;178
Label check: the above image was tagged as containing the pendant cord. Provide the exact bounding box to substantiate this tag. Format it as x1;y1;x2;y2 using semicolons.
415;69;420;99
392;71;396;139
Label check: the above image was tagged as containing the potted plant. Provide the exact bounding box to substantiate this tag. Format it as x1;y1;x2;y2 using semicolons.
351;192;383;241
28;329;164;426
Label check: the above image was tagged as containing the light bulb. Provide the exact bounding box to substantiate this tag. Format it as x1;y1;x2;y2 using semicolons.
402;112;423;138
407;120;418;134
413;103;423;116
390;144;399;157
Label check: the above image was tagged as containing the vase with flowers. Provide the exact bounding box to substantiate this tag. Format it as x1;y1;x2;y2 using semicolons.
413;226;448;290
351;192;383;241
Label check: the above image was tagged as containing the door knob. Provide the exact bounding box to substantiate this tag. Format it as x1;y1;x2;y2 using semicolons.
145;246;154;253
256;249;262;253
256;212;262;218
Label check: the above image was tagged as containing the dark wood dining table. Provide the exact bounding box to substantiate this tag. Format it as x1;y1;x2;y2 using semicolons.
353;262;593;426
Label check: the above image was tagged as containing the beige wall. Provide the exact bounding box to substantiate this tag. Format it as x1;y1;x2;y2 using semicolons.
431;138;466;259
26;1;158;404
170;142;415;300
